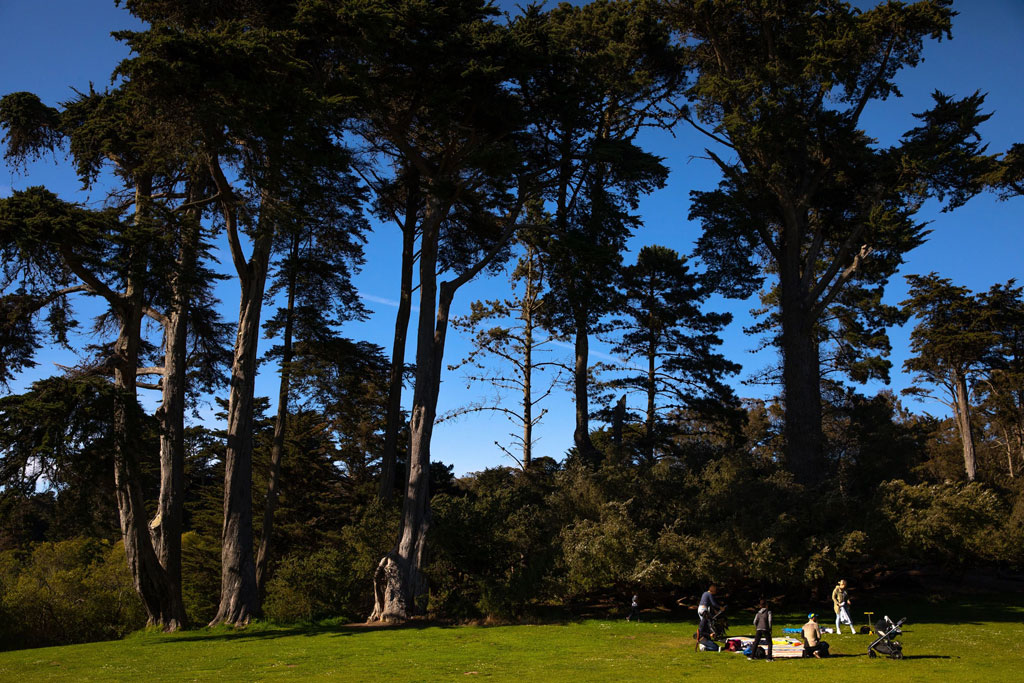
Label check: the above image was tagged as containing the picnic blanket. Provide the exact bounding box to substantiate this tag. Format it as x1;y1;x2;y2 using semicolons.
726;636;807;659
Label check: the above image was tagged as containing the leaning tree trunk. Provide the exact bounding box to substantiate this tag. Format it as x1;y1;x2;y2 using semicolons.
952;369;977;481
210;173;275;626
779;264;824;487
379;214;416;503
255;238;298;599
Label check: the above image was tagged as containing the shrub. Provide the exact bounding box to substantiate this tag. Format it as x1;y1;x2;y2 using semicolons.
263;547;356;623
0;538;145;650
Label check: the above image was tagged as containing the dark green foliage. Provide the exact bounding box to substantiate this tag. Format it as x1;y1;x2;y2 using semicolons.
0;377;157;547
0;539;146;651
263;548;358;623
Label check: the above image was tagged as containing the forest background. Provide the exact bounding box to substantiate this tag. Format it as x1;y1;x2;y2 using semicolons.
0;0;1022;651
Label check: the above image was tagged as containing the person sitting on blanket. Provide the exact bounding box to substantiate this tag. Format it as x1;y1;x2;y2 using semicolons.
748;598;773;662
802;613;829;658
831;579;856;634
697;583;723;639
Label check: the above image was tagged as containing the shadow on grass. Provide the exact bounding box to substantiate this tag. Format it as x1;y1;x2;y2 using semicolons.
151;620;453;645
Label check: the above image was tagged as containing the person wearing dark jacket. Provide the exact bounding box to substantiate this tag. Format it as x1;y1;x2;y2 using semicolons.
748;599;773;661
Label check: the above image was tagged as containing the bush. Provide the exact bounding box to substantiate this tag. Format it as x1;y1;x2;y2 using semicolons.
878;480;1010;567
0;538;145;650
263;547;357;623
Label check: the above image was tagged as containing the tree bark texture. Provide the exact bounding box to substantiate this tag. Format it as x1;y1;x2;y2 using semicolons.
210;179;275;625
369;205;442;622
255;237;298;599
952;370;977;481
150;208;200;629
152;302;188;627
379;215;416;503
572;315;597;462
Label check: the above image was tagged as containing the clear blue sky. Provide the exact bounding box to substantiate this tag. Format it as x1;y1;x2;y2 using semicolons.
2;1;1022;475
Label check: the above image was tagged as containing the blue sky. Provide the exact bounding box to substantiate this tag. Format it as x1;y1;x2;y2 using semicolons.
2;1;1023;475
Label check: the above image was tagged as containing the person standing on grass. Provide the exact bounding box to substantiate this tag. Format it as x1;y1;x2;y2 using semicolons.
748;598;773;661
697;584;723;638
832;579;855;634
626;594;640;622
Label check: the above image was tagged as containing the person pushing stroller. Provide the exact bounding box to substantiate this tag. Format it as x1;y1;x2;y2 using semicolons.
697;584;724;639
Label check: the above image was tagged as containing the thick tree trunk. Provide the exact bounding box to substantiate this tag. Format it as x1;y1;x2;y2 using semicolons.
572;315;597;462
779;267;824;486
952;370;977;481
255;241;298;598
379;217;416;503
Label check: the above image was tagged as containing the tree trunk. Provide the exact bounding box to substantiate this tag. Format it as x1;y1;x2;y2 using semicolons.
779;264;824;486
952;369;977;481
379;214;416;503
521;252;535;469
150;203;201;629
646;337;657;462
370;205;442;622
104;179;182;630
152;301;188;628
255;236;298;598
572;315;597;463
211;208;274;626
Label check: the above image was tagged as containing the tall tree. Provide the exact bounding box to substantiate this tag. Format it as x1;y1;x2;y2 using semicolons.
976;281;1024;479
448;240;563;469
902;273;997;481
118;0;365;624
671;0;995;484
605;245;738;461
513;0;679;462
0;74;221;628
255;166;367;598
336;0;531;621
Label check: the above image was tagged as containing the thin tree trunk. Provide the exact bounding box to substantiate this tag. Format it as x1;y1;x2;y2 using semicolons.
210;164;275;626
380;207;417;502
952;370;977;481
150;200;200;630
152;302;188;626
647;338;656;461
573;314;597;463
255;235;299;598
521;249;535;469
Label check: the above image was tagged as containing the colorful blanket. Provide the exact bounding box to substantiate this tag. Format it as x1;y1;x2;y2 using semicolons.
726;636;806;659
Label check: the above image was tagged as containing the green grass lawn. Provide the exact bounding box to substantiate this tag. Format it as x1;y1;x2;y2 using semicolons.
2;596;1022;681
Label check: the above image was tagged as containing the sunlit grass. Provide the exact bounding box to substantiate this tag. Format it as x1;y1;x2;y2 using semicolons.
1;596;1022;681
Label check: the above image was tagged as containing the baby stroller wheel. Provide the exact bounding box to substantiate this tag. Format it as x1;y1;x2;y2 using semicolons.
868;650;877;658
891;652;903;660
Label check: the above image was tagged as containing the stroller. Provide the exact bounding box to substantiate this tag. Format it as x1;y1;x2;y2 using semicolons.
868;616;906;659
693;608;729;650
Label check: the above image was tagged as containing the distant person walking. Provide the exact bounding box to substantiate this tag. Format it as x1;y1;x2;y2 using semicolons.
832;579;855;634
627;594;640;622
748;598;773;661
